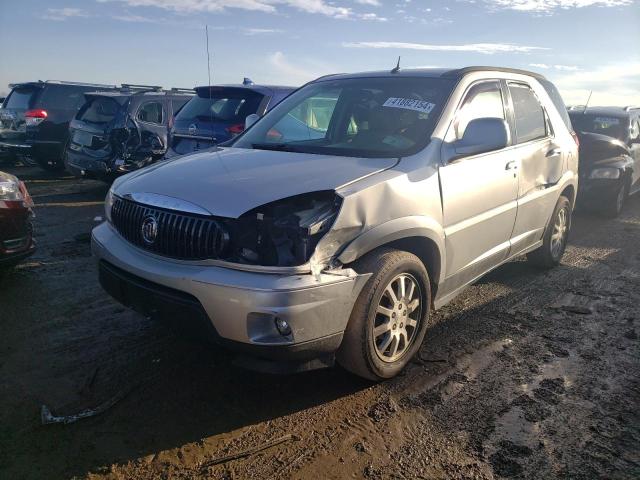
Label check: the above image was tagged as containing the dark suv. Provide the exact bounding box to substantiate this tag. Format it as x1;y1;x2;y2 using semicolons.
569;106;640;216
0;81;119;170
166;79;294;158
65;85;194;180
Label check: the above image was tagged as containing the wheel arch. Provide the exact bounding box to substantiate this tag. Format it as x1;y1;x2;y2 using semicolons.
337;216;445;300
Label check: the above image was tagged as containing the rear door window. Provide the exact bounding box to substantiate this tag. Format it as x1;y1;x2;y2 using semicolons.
5;86;40;109
137;101;164;124
508;83;547;144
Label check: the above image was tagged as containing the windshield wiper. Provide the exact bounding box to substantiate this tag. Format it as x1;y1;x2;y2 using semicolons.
251;143;304;152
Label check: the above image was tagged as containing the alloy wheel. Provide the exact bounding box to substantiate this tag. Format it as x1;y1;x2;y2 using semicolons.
550;206;568;258
372;273;422;363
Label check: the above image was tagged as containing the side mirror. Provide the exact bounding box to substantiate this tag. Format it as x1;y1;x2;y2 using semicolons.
245;113;260;130
452;118;509;160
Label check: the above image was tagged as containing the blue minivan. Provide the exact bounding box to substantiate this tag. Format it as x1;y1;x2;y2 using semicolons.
166;79;295;157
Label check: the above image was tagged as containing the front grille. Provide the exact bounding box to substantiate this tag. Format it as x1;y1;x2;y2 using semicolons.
111;197;228;260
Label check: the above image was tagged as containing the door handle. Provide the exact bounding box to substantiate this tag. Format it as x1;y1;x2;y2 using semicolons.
505;161;518;170
546;148;562;158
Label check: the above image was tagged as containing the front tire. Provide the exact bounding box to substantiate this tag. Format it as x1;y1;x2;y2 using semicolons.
337;248;431;381
527;195;571;268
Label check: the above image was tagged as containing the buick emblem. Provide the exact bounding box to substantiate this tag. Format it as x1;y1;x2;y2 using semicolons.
141;215;158;245
188;123;197;135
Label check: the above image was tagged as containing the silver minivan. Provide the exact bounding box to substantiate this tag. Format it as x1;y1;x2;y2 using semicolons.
92;67;578;380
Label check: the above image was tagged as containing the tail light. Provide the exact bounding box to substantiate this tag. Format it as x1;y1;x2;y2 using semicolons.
571;131;580;148
225;123;245;136
25;109;48;127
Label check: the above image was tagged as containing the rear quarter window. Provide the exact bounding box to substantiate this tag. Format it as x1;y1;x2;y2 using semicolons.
40;85;89;110
539;78;572;133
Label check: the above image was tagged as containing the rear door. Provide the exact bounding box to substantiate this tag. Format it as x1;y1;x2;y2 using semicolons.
0;84;42;145
68;95;125;157
170;87;265;155
134;98;168;157
439;80;519;289
507;81;563;255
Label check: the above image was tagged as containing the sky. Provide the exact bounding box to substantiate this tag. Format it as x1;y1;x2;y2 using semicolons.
0;0;638;106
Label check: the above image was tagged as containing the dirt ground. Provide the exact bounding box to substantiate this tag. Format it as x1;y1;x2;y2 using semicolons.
0;164;638;480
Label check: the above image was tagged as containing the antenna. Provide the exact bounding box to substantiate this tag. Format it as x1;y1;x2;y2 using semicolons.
205;25;215;141
582;90;592;114
391;56;401;74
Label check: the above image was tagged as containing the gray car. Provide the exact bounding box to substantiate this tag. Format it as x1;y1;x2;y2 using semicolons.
92;67;579;380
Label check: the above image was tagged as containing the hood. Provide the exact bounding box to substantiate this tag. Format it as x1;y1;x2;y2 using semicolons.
577;131;630;167
113;147;397;218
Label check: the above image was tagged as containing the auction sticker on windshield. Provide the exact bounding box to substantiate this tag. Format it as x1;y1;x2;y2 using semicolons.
383;98;436;114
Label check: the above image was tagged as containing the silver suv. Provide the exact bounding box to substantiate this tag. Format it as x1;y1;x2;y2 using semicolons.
93;67;578;380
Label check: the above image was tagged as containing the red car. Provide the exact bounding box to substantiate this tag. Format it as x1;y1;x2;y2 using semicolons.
0;171;35;268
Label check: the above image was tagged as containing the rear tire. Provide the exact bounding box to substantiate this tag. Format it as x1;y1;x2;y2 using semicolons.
527;195;571;268
602;179;628;218
337;248;431;381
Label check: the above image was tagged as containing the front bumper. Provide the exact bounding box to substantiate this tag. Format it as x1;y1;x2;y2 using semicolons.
92;222;368;368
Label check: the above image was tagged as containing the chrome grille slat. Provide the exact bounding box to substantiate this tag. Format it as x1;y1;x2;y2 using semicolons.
111;197;227;260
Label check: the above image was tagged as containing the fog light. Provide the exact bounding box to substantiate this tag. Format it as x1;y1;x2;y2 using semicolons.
275;317;292;336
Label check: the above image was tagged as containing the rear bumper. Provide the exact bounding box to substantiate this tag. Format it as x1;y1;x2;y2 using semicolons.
65;149;111;174
577;177;625;206
92;222;369;370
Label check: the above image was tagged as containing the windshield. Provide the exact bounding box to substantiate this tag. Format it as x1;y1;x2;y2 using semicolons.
233;77;454;158
570;113;628;141
176;89;264;124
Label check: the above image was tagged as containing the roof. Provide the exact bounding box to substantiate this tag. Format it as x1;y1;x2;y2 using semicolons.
194;84;296;95
568;106;638;117
312;66;547;82
9;80;118;89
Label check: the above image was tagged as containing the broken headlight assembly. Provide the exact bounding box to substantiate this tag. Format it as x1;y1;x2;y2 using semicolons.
223;191;342;267
105;188;116;223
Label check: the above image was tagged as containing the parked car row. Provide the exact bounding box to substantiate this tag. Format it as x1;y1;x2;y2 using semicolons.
2;66;639;381
0;78;295;180
568;106;640;216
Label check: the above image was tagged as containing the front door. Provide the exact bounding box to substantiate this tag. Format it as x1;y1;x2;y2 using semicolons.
439;80;519;290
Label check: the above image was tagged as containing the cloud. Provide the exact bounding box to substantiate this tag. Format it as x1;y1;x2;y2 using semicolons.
552;62;640;106
265;51;332;84
40;8;90;21
530;63;579;70
354;0;381;5
99;0;353;18
359;12;388;21
477;0;634;13
242;28;284;35
343;41;548;54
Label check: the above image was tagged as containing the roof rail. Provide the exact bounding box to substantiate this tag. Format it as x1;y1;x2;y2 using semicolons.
46;80;119;88
169;87;196;94
624;105;639;111
9;80;118;89
120;83;163;92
